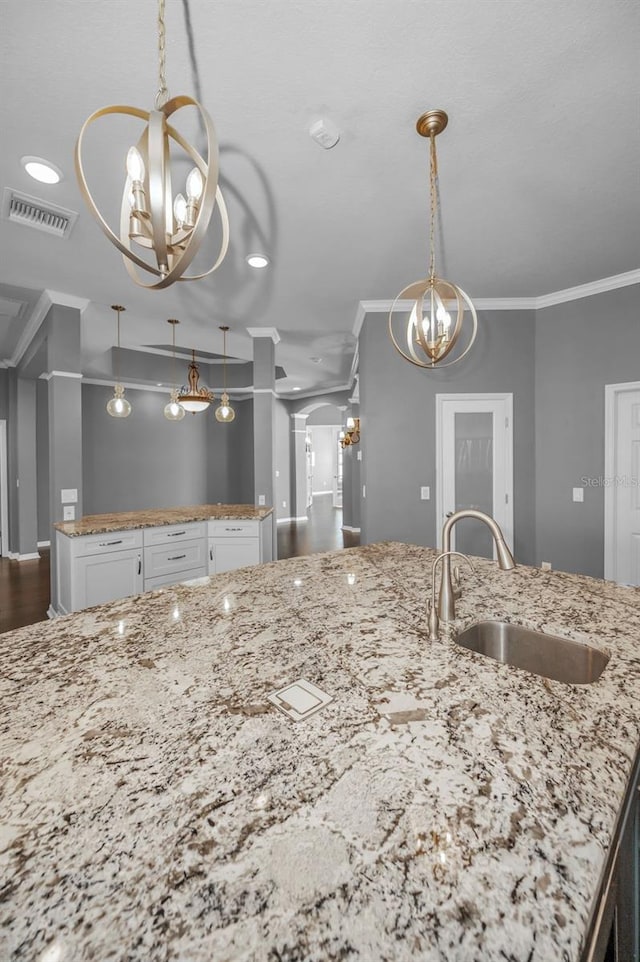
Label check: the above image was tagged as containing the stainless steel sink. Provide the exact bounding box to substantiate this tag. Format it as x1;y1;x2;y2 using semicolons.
455;620;609;684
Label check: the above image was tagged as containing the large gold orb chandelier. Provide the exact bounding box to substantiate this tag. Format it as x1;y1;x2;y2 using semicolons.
388;110;477;369
75;0;229;290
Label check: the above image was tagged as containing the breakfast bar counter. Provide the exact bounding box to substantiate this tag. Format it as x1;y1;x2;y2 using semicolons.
2;542;640;961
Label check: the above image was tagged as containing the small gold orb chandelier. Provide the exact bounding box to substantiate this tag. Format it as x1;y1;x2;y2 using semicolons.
388;110;477;369
164;319;186;421
178;349;214;414
215;325;235;423
75;0;229;290
339;417;360;448
107;305;132;418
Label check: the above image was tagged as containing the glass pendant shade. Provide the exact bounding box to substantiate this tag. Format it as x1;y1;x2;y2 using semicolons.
107;383;131;418
215;391;235;423
388;109;477;369
164;388;185;421
107;305;132;418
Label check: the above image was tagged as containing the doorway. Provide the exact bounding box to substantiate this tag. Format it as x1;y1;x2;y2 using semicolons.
605;381;640;585
436;394;513;558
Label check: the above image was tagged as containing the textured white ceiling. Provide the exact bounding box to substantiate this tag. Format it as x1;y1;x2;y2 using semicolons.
0;0;638;392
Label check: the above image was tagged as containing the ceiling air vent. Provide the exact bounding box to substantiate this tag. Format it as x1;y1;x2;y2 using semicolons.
1;188;78;239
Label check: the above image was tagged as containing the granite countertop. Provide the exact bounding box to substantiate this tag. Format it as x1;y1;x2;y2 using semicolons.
2;542;640;961
54;503;274;537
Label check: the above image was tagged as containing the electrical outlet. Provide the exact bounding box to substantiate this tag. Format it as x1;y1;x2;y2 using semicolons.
572;487;584;502
63;505;75;521
420;486;430;501
258;495;266;506
275;470;280;478
61;488;78;503
282;500;287;508
541;561;552;571
357;451;362;461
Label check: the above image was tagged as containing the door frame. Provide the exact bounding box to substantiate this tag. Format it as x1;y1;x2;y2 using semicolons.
604;380;640;582
435;393;514;552
0;420;8;558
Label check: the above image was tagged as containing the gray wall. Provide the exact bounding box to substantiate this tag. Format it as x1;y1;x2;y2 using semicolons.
82;384;209;514
205;397;255;506
274;399;292;519
359;309;537;564
535;284;640;577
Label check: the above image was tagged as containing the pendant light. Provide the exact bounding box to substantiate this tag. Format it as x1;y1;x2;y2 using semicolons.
107;305;132;418
164;319;185;421
215;325;235;423
75;0;229;290
177;349;214;414
388;110;477;369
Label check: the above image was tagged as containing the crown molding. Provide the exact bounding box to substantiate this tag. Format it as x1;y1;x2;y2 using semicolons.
356;269;640;325
4;289;90;368
45;290;90;311
246;327;281;344
39;371;83;380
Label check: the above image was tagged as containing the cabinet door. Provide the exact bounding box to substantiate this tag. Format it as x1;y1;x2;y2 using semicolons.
74;549;143;611
210;538;260;574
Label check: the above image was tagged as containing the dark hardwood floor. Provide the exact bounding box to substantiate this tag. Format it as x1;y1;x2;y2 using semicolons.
0;500;359;635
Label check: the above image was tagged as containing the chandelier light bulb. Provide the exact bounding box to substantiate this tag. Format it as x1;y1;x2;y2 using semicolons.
186;166;203;201
126;146;145;183
107;384;131;418
164;393;185;421
173;193;187;226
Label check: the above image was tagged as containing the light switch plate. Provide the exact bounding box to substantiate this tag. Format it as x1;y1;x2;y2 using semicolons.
572;487;584;502
357;451;362;461
63;505;75;521
258;494;266;505
421;486;430;500
61;488;78;504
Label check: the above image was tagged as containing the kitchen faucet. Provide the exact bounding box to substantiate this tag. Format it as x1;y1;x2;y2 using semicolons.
437;509;516;624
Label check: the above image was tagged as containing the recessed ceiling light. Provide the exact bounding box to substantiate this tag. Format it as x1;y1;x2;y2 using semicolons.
21;156;63;184
292;386;301;392
246;253;269;269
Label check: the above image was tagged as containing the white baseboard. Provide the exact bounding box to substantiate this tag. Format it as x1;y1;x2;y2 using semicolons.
8;550;40;561
47;604;63;619
312;490;333;496
277;515;309;524
342;526;361;533
37;540;51;549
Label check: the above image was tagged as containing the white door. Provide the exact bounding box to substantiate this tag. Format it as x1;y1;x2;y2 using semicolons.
605;382;640;585
436;394;513;558
333;431;343;508
305;436;313;508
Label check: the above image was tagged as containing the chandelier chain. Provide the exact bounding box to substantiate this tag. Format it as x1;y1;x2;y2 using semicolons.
428;133;439;281
155;0;169;108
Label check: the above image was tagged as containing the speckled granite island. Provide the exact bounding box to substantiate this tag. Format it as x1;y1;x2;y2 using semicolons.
2;542;640;961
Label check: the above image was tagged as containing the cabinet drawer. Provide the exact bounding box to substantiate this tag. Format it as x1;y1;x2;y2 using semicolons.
72;529;143;557
144;566;207;592
144;522;206;546
208;520;259;538
144;538;206;578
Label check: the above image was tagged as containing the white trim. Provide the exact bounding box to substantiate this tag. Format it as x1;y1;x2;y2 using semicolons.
604;380;640;582
278;383;352;401
290;412;309;421
6;290;52;366
39;371;83;380
276;515;309;524
246;327;281;344
45;290;90;311
357;270;640;322
253;388;277;395
8;551;40;561
312;490;333;497
0;420;8;557
536;270;640;310
37;539;51;548
47;603;63;619
342;525;361;533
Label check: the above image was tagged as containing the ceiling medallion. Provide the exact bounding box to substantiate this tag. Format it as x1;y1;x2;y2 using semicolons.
388;109;477;369
74;0;229;290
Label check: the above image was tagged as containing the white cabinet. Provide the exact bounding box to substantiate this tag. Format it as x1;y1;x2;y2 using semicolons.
143;522;207;590
208;518;273;575
56;530;143;614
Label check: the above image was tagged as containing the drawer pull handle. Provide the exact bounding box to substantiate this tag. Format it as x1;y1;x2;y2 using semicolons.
210;548;214;561
225;527;243;532
99;539;123;546
167;530;186;537
137;556;142;575
167;554;187;561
